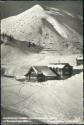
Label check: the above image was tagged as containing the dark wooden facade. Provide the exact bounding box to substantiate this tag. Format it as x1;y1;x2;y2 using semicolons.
25;66;57;82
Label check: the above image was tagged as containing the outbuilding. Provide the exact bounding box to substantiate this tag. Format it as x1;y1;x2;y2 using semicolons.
25;66;57;82
76;56;83;66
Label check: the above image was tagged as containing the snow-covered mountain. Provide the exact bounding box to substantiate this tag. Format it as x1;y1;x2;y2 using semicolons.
1;4;83;54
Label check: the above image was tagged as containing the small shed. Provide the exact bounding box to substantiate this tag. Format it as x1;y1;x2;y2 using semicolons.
76;56;83;66
48;63;73;79
25;66;57;82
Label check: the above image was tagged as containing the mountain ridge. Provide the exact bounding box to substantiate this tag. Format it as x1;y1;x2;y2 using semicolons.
1;4;83;54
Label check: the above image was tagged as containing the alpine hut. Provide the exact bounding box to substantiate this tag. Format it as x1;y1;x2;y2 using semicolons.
25;66;57;82
48;63;73;79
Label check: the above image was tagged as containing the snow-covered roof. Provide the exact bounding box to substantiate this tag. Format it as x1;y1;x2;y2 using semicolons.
48;63;71;69
76;56;83;60
32;66;57;77
48;64;65;69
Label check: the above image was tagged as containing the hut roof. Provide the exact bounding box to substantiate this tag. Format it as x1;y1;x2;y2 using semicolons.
48;64;65;69
32;66;57;77
76;56;83;60
48;63;71;69
49;63;69;65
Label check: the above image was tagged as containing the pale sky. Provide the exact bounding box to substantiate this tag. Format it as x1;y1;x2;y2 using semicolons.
0;0;83;19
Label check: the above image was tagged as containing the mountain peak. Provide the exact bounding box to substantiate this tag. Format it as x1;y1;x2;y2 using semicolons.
20;4;45;17
34;4;42;9
30;4;44;12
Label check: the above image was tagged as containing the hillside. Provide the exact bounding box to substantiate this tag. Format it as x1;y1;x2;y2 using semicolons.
1;4;83;54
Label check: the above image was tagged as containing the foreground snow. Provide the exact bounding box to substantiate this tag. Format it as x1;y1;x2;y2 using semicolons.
1;71;83;124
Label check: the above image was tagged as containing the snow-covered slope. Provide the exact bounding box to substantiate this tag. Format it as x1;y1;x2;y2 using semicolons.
1;5;45;44
1;71;83;123
1;4;83;54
